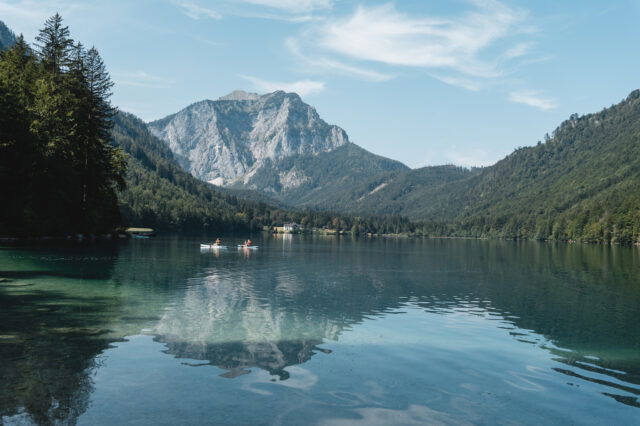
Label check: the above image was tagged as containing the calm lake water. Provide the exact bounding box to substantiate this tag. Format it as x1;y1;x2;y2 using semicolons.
1;236;639;425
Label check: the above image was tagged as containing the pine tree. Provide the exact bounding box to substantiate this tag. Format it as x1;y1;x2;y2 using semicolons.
34;13;72;75
0;36;41;233
0;15;126;236
72;45;124;231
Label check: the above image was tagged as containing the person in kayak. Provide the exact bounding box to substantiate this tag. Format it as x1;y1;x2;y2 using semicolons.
214;238;222;246
244;239;253;247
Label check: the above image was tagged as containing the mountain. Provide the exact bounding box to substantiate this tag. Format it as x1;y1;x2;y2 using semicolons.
0;21;16;50
343;90;640;243
230;143;408;208
146;87;640;243
112;111;283;232
147;90;408;204
112;111;417;235
148;90;350;185
0;16;418;238
340;165;480;217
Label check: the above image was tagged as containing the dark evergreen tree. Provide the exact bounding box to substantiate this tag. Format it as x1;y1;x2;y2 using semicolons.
0;15;126;236
0;36;41;232
66;43;124;231
34;13;72;74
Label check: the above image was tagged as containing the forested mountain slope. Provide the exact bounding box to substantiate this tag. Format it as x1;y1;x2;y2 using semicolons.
112;112;417;235
231;143;408;209
3;16;638;242
0;21;15;50
344;165;480;216
112;112;281;232
350;90;640;243
127;88;640;243
148;91;408;205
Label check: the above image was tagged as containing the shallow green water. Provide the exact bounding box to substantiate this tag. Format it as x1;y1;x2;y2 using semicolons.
1;236;639;425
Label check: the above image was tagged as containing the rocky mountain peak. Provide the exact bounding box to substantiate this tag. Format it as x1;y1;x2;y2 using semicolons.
148;90;349;186
218;90;261;101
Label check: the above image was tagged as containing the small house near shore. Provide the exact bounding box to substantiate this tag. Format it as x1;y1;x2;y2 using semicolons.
273;223;301;233
283;223;299;232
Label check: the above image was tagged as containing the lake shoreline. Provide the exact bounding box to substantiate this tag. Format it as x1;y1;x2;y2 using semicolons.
2;232;639;246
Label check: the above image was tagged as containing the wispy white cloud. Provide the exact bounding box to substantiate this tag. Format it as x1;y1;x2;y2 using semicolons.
315;58;394;82
284;14;322;23
174;1;221;20
501;42;533;60
285;38;394;82
113;70;175;89
170;1;328;24
0;0;87;37
237;0;331;13
429;74;481;91
210;10;322;23
233;12;323;23
195;37;224;47
508;89;558;110
239;74;325;96
0;1;45;24
317;2;528;77
288;0;536;89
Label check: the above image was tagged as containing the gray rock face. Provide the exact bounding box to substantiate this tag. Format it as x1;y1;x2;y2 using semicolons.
217;90;260;101
148;91;349;186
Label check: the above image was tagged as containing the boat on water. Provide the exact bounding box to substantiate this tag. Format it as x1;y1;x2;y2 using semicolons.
126;227;156;238
200;244;228;249
237;245;259;249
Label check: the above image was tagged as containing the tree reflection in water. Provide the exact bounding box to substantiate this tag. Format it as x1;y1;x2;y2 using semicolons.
1;237;639;424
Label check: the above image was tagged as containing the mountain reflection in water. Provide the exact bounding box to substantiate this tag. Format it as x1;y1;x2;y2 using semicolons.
0;237;639;425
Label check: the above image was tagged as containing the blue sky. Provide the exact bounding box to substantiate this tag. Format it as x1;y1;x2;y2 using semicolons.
1;0;639;168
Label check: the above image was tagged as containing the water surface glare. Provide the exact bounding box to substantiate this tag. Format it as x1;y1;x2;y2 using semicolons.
1;236;639;425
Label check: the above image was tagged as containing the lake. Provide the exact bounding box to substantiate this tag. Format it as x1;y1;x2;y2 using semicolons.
1;236;639;425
